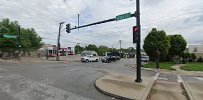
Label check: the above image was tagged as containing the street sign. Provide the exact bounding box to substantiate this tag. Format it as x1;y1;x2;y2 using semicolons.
116;12;131;21
3;34;17;38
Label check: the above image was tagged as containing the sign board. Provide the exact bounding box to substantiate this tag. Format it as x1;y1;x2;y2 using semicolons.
116;12;131;21
3;34;17;38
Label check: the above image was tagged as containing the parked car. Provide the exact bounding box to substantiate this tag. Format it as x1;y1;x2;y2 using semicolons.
141;56;149;62
81;55;99;63
101;56;117;63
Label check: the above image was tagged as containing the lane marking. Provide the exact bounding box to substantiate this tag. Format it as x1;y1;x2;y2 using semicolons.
195;77;203;81
158;78;168;80
177;75;183;83
154;72;160;80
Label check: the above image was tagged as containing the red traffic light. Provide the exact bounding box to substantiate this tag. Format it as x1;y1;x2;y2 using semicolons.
133;27;139;32
133;26;140;43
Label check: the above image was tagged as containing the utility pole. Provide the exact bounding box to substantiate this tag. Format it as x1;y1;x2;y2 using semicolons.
135;0;142;83
77;43;80;54
119;40;122;58
56;22;65;61
18;26;21;60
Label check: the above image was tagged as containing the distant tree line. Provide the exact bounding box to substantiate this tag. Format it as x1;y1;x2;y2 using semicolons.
75;44;136;56
0;18;43;58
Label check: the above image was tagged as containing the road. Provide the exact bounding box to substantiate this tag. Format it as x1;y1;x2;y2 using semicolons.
0;59;156;100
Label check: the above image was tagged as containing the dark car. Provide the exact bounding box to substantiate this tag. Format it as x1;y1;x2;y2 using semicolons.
101;56;117;63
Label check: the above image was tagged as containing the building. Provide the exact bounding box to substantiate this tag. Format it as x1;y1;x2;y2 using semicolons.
188;45;203;59
39;44;75;57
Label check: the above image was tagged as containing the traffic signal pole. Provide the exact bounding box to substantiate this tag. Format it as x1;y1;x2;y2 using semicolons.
135;0;142;83
67;4;142;82
70;13;136;30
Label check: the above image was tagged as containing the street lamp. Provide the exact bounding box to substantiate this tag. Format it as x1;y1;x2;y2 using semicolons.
56;21;65;61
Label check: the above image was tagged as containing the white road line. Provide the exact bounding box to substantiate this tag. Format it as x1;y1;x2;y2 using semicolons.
158;78;168;80
154;72;160;80
195;77;203;81
177;75;183;83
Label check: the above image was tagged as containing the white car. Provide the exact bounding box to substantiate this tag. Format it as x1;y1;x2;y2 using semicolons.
81;55;99;62
141;56;150;62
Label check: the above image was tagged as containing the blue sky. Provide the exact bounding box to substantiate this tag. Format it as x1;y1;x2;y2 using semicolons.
0;0;203;48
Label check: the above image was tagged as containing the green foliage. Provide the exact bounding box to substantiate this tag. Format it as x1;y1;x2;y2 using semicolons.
74;45;84;54
143;28;171;60
0;18;43;54
97;45;110;56
191;53;197;61
197;57;203;62
168;34;187;56
85;44;98;52
181;63;203;71
143;62;175;70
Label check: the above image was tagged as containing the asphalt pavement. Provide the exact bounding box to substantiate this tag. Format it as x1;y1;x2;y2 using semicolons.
0;59;155;100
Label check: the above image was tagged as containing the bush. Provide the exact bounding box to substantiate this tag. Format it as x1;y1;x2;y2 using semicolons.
197;57;203;62
191;53;197;61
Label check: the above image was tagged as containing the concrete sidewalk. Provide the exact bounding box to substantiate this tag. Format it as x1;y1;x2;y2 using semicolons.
95;73;158;100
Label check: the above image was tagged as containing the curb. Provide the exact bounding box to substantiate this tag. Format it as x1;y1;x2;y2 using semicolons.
177;75;195;100
94;76;133;100
140;73;159;100
181;81;195;100
94;73;159;100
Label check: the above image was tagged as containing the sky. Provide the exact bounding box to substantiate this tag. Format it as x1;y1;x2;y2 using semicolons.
0;0;203;48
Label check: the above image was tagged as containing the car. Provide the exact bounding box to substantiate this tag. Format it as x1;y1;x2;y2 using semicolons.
81;55;99;63
141;56;149;62
101;56;117;63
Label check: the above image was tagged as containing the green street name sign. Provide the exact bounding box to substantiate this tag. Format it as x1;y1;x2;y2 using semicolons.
3;34;17;38
116;12;131;21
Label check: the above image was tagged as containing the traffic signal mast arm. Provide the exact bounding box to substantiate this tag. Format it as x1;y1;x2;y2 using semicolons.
67;12;136;32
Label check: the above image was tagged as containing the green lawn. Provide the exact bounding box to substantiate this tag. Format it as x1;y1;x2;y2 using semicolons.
180;63;203;71
143;62;175;70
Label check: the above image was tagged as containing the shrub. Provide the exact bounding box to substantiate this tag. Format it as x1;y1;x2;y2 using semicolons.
197;57;203;62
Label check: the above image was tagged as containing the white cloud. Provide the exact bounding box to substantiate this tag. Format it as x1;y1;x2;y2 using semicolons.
0;0;203;48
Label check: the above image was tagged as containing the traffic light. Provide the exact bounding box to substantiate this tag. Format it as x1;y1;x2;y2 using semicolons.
66;23;71;33
133;26;140;43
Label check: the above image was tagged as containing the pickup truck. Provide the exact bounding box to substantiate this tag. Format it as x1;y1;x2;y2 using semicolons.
81;55;100;63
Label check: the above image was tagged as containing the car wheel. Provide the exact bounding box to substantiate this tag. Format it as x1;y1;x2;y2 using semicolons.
96;59;98;62
86;59;89;63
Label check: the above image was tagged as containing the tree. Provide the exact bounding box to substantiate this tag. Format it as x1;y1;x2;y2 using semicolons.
143;28;171;61
85;44;98;52
191;53;197;61
74;44;84;54
97;45;109;56
197;57;203;62
168;34;187;59
0;18;43;57
126;47;136;53
0;18;19;52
